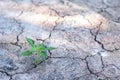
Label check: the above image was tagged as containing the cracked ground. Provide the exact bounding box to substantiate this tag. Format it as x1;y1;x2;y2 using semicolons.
0;0;120;80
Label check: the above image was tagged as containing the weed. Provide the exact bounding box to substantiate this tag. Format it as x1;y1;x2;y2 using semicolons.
22;38;56;64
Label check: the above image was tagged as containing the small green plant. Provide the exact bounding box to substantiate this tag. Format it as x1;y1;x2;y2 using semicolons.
22;38;56;64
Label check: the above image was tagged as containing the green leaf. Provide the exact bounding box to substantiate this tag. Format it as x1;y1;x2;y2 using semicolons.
39;43;46;49
30;47;37;52
36;43;46;51
41;51;47;60
45;47;57;51
37;43;56;51
22;50;33;56
26;38;35;47
40;47;57;51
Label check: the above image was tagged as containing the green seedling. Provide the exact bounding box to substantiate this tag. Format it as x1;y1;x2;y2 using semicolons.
22;38;56;64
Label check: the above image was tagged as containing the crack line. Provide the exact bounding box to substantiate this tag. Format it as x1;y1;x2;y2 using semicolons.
90;22;116;52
